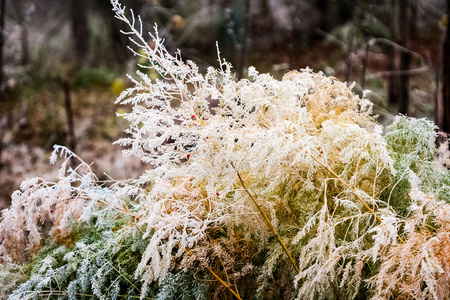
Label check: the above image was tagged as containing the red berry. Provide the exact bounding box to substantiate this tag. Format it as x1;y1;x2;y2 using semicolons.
216;192;220;196
186;154;190;159
191;115;196;119
50;209;54;213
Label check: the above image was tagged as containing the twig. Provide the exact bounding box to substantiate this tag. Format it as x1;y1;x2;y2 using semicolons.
231;163;300;274
232;264;241;299
314;28;347;50
97;199;136;218
311;154;406;244
184;248;242;300
368;37;423;59
311;155;381;223
206;266;242;300
366;65;429;79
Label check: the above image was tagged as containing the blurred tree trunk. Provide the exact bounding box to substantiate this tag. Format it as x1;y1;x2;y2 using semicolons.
387;51;400;104
236;0;250;80
360;1;375;89
443;0;450;134
434;20;446;130
397;0;411;114
60;79;77;169
0;0;5;172
258;0;274;48
12;0;31;65
0;0;5;94
96;0;144;63
316;0;331;32
388;0;399;105
344;0;357;83
70;0;89;61
110;18;131;63
311;0;331;41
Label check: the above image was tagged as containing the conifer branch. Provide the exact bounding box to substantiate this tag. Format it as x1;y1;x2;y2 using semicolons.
23;290;152;299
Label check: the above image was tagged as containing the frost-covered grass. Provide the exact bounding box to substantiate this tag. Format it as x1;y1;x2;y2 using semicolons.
2;1;450;299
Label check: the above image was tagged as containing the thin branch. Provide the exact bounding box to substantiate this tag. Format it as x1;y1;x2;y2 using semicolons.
97;199;135;218
232;264;241;299
184;248;242;300
314;28;347;50
206;266;242;300
368;37;422;59
311;154;406;244
231;162;300;274
366;65;429;79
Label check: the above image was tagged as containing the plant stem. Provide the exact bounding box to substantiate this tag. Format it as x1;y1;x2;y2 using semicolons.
232;164;300;274
184;248;242;300
311;154;406;244
206;266;242;300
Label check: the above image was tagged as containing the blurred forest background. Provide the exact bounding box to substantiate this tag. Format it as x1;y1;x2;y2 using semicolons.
0;0;448;208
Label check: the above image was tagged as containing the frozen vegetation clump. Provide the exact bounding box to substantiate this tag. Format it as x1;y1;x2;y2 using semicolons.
2;1;450;299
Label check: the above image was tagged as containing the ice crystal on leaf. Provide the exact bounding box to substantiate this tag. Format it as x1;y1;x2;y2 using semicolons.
2;1;450;299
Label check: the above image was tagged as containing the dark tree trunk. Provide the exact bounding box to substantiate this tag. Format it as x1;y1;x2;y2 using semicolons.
96;0;143;63
443;0;450;134
388;50;400;105
316;0;331;32
236;0;250;80
20;24;29;65
360;1;375;89
257;0;274;48
360;39;370;89
397;0;411;115
61;80;77;169
435;28;445;130
0;0;5;95
344;0;358;83
311;0;331;38
12;0;31;65
0;0;6;172
110;18;131;63
388;0;399;105
70;0;89;61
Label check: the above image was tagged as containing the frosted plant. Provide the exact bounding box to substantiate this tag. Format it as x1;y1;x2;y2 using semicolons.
155;272;208;300
2;1;450;299
367;190;450;299
7;215;155;300
0;262;26;299
109;1;396;293
0;145;98;261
